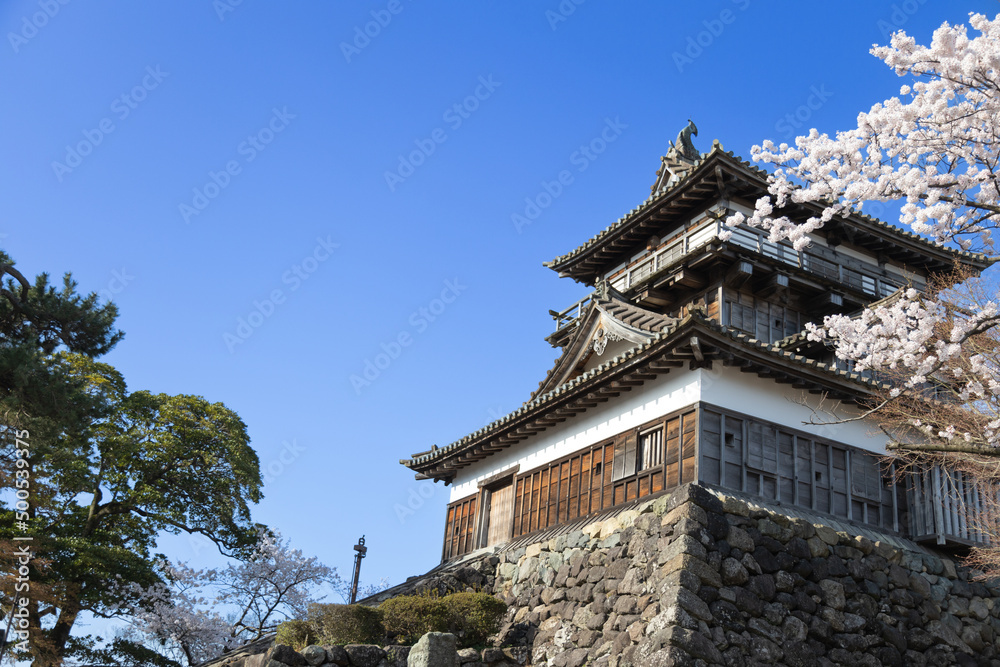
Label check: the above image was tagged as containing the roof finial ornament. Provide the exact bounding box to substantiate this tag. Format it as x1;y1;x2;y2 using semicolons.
668;119;699;161
652;119;700;195
594;277;608;300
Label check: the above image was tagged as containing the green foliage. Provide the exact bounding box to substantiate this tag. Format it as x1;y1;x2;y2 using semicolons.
271;593;508;651
0;251;264;666
441;592;507;647
307;603;385;646
379;592;506;647
275;620;316;650
101;638;187;667
379;594;450;645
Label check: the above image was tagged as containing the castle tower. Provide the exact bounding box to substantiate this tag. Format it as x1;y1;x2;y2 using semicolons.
401;131;991;562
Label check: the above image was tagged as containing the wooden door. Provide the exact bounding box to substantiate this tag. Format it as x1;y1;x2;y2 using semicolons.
486;482;514;546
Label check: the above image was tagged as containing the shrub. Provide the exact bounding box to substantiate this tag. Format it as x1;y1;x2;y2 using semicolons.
379;594;450;645
442;592;507;647
307;603;384;646
274;619;315;650
379;591;507;647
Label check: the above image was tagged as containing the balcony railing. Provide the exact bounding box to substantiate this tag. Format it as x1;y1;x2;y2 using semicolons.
550;294;592;333
725;226;907;299
910;464;995;546
550;217;918;338
608;218;911;299
609;219;720;292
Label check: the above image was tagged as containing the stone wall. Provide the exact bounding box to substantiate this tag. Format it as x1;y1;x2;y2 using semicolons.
491;484;1000;666
211;639;529;667
203;483;1000;666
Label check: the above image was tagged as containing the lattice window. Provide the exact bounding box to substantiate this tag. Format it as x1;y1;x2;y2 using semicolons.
637;427;663;472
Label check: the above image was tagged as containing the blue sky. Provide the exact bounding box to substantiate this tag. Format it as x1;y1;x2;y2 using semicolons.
3;0;995;602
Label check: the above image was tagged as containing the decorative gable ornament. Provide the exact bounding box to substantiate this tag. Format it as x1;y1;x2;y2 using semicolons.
651;119;700;195
592;305;654;355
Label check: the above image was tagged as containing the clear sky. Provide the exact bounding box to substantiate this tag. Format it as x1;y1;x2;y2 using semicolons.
3;0;995;600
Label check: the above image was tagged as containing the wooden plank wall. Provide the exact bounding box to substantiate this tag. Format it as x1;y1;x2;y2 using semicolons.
486;484;515;547
441;495;477;561
510;408;697;539
699;404;899;532
909;466;995;546
724;288;803;343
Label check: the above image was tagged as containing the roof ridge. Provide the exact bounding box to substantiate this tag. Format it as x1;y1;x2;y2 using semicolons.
402;315;889;469
545;148;989;272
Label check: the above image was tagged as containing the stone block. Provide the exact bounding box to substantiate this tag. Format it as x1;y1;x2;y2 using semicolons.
660;553;722;588
663;501;708;529
457;647;480;663
268;645;306;666
819;580;846;611
383;645;410;667
344;645;386;667
300;645;326;666
675;587;712;622
325;645;350;666
806;536;829;558
657;534;707;565
814;524;839;546
662;625;724;664
726;526;755;553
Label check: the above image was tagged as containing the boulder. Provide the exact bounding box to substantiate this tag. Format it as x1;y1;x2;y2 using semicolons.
407;632;459;667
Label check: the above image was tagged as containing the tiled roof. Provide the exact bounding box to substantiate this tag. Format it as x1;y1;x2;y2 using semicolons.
544;146;991;272
597;293;676;332
532;291;675;400
401;313;887;472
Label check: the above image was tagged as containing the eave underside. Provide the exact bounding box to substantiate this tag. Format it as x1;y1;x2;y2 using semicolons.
402;316;882;482
547;150;989;284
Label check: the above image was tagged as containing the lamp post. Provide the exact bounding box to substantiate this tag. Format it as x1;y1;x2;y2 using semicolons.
349;536;367;604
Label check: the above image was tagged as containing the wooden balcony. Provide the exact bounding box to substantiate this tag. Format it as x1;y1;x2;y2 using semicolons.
549;217;919;341
909;465;996;547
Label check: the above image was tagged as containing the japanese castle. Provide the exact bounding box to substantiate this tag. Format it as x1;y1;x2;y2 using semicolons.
401;128;992;562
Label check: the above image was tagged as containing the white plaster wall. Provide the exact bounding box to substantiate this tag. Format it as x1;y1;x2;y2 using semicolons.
582;339;635;373
448;370;703;502
447;363;889;502
832;243;879;266
883;261;927;287
701;364;888;453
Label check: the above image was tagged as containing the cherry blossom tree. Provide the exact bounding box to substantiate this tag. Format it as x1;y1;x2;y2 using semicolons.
120;531;341;666
725;12;1000;455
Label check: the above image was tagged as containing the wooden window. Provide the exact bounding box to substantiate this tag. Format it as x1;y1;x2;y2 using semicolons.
612;431;638;482
728;303;756;335
442;496;478;560
507;407;696;541
723;416;743;490
681;413;697;484
701;404;897;533
637;426;663;472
